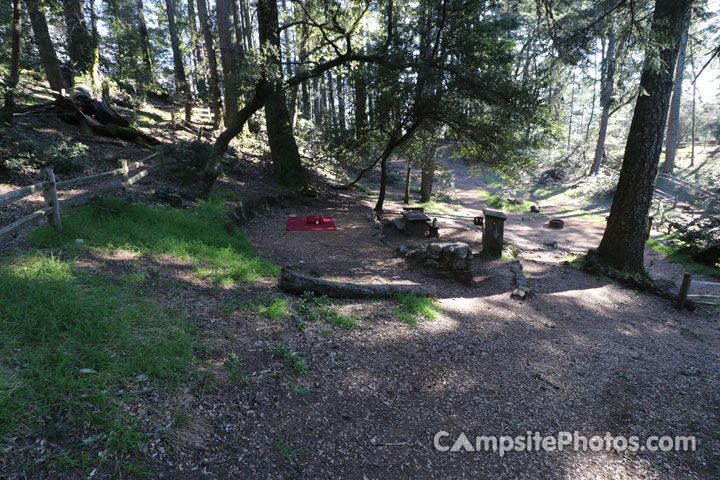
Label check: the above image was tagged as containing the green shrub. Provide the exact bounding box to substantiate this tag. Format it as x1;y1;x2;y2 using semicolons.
0;131;88;174
163;140;213;171
274;344;308;375
42;140;89;174
0;126;39;173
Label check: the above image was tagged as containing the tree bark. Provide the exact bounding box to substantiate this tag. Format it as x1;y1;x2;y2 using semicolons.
1;0;21;124
232;0;245;57
258;0;308;189
690;38;696;167
88;0;100;89
590;18;618;175
327;71;337;134
188;0;206;96
403;159;411;204
217;0;240;125
165;0;192;121
354;73;367;138
597;0;693;274
63;0;94;83
135;0;155;84
567;69;575;150
197;0;223;129
240;0;254;51
660;21;690;174
25;0;66;93
374;147;391;215
279;268;437;298
420;159;434;202
337;72;346;131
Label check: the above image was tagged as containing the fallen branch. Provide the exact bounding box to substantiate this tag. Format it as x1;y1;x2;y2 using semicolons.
279;268;437;298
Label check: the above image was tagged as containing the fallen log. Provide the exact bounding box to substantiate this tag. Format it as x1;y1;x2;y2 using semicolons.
279;268;437;298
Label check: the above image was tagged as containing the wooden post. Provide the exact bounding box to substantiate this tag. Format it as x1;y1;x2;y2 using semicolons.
676;273;692;310
41;167;61;230
120;159;129;192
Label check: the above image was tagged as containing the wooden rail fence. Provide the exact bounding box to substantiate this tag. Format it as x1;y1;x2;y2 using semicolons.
0;151;168;242
676;273;720;309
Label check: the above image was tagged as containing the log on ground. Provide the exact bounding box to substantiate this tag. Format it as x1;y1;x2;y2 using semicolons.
279;268;437;298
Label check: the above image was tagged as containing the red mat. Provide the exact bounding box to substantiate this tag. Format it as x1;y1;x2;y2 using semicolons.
286;216;337;231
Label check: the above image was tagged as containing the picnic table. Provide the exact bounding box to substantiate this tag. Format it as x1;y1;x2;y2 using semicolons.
394;208;439;238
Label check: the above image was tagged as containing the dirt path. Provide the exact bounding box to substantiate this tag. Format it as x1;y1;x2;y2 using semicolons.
437;157;718;295
195;173;720;479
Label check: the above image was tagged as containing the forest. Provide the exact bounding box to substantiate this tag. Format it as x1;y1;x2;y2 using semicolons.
1;0;719;478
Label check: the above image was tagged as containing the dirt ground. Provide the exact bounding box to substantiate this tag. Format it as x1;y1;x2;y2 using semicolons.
2;138;719;478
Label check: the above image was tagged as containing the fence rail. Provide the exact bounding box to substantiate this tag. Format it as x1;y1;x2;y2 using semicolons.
676;273;720;309
0;151;168;242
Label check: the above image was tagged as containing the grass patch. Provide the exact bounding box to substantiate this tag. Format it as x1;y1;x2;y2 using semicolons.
392;294;440;326
224;353;252;386
408;198;460;216
647;236;720;277
242;296;290;321
274;344;308;376
485;192;532;213
29;197;279;285
0;253;194;459
325;310;359;329
275;436;308;462
297;291;358;329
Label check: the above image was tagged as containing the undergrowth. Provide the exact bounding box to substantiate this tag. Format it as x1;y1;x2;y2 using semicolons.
392;294;441;326
274;344;309;376
297;291;358;329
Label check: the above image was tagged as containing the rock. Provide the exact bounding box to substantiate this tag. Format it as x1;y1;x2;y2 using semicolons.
511;287;530;300
428;243;442;253
397;245;408;255
530;204;541;213
75;238;84;244
423;259;439;268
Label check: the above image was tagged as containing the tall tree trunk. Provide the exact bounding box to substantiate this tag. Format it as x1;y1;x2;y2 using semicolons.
240;0;254;51
25;0;65;93
374;148;391;215
312;75;321;125
354;74;366;138
165;0;192;121
1;0;21;124
188;0;206;96
585;43;598;144
232;0;245;56
567;69;575;149
297;22;310;120
596;0;693;274
403;159;411;204
135;0;155;84
197;0;223;129
660;21;690;174
590;21;618;175
690;38;696;167
258;0;307;189
217;0;240;125
88;0;100;89
63;0;94;84
420;140;435;202
337;72;346;131
327;71;337;134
